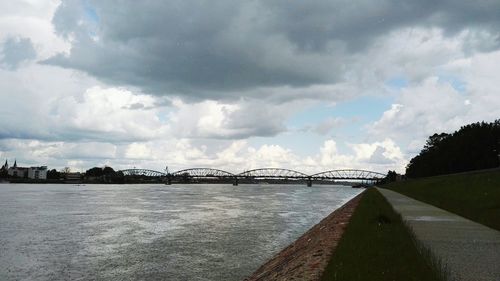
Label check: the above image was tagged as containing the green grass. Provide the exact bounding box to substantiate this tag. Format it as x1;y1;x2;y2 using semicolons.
382;169;500;231
321;188;447;281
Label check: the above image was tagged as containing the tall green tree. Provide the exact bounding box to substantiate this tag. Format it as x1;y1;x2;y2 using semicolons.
406;120;500;178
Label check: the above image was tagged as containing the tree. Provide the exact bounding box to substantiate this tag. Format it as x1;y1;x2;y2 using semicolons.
85;167;104;177
406;119;500;178
386;170;398;182
102;166;115;175
61;167;71;174
85;166;116;177
47;169;61;179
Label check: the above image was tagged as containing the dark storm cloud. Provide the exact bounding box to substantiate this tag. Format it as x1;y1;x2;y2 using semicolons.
44;0;500;100
1;37;36;70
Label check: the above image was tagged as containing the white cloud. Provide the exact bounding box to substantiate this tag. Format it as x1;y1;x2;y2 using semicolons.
370;77;469;154
168;98;296;139
52;86;168;141
0;66;170;142
370;49;500;157
124;143;152;160
350;139;404;166
317;140;353;168
0;136;406;173
0;0;69;59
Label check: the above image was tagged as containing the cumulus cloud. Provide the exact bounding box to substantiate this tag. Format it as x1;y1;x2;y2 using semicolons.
371;78;470;153
311;138;402;171
0;137;406;173
52;86;168;141
0;65;169;142
168;98;300;139
0;65;290;146
0;1;69;58
370;49;500;155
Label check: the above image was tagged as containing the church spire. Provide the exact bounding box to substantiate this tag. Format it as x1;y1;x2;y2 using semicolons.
3;159;7;169
13;159;17;168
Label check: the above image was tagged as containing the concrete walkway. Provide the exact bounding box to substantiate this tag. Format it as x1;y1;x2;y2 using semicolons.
378;188;500;281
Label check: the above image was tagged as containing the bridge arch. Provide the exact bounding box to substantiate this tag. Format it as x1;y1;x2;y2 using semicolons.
171;168;235;178
119;169;166;177
238;168;309;179
310;169;386;180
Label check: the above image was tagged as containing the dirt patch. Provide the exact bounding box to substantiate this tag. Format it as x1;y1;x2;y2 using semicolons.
244;192;364;281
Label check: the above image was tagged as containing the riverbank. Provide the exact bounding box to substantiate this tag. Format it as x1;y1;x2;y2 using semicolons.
382;169;500;230
245;192;364;281
246;188;447;281
321;188;446;281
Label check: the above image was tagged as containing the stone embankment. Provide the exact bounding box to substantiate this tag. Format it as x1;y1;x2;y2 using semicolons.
245;192;364;281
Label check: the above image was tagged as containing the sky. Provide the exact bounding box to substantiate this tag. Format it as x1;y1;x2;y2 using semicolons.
0;0;499;174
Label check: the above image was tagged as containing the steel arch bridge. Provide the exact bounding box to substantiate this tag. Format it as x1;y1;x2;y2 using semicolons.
171;168;235;178
310;169;386;180
120;169;167;177
238;168;309;179
117;167;387;185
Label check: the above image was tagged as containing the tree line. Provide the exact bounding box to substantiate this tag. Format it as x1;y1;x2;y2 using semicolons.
44;166;119;180
406;120;500;178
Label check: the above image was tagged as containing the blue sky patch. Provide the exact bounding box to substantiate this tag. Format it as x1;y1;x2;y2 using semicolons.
83;1;99;23
386;76;409;89
437;74;466;93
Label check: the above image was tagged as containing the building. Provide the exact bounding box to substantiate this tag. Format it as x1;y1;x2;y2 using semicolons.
8;160;28;178
28;166;48;180
64;172;82;183
6;160;48;180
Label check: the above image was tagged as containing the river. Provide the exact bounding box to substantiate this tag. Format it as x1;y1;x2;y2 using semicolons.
0;183;361;281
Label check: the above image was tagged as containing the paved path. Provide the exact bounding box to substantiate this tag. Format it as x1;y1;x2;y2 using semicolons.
378;188;500;281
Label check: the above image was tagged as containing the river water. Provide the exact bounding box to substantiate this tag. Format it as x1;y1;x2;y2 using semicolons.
0;183;360;281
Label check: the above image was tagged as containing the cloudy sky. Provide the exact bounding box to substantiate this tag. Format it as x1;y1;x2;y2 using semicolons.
1;0;499;174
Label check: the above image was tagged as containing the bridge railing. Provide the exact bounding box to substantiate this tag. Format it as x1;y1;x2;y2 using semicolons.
120;169;166;177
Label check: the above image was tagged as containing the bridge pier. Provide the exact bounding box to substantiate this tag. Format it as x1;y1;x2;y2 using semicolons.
165;174;172;185
233;177;239;186
307;177;312;187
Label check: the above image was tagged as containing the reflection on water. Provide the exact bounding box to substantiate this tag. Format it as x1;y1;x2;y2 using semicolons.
0;184;360;281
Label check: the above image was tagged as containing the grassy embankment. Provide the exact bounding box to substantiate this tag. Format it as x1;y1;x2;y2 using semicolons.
383;169;500;231
321;188;447;281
